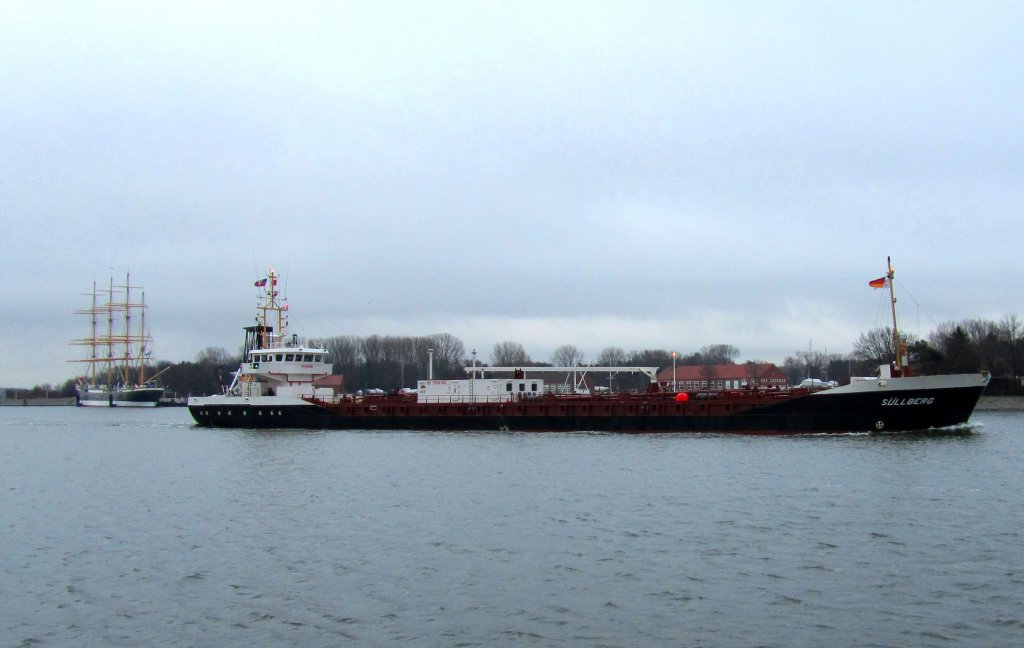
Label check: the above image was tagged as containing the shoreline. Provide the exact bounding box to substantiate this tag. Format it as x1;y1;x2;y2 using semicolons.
0;397;77;406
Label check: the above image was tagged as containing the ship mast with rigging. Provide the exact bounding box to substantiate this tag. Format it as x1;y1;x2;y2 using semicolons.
885;256;910;376
71;272;157;388
255;267;288;350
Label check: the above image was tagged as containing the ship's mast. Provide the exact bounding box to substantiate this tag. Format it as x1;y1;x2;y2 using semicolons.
90;281;98;382
123;272;132;386
71;280;108;386
256;267;287;350
71;273;153;387
88;281;99;384
106;275;115;386
886;256;908;374
139;289;148;384
113;272;148;386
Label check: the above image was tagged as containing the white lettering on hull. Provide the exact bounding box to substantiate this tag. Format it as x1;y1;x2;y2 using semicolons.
881;397;936;406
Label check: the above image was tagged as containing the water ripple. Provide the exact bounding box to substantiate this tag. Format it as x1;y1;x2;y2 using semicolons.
1;407;1023;646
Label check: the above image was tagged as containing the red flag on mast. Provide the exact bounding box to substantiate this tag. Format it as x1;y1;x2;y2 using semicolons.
254;278;267;287
868;277;886;288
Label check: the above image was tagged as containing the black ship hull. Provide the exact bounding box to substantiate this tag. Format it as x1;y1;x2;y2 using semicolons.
79;386;163;407
189;374;989;434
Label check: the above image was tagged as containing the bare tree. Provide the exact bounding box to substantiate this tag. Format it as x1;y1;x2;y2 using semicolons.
628;349;675;368
361;335;384;365
958;319;1002;373
551;344;584;367
324;335;362;369
931;322;978;372
999;314;1022;386
491;341;530;366
430;333;466;378
852;327;896;365
596;346;626;366
784;350;843;381
413;337;437;379
699;344;740;365
195;347;232;365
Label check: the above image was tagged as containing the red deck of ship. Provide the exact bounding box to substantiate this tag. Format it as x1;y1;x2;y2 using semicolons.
304;388;810;419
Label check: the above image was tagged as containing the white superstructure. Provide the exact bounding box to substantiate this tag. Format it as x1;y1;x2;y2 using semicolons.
189;267;335;408
417;377;545;403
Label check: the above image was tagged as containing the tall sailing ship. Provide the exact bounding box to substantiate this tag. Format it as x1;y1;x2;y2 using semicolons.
70;273;165;407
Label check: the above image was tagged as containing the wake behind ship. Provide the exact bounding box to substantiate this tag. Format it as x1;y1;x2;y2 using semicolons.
189;263;989;434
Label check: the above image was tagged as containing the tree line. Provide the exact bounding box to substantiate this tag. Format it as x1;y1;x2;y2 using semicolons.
16;315;1022;398
780;316;1023;392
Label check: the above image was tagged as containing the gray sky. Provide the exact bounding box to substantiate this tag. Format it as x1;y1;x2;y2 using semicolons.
3;0;1022;388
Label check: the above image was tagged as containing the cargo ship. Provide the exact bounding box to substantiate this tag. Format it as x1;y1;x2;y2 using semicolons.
188;263;990;433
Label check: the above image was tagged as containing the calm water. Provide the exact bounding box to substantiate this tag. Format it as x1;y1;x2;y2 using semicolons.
2;407;1022;647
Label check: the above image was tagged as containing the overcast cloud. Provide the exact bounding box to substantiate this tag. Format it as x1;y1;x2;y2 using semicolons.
2;0;1022;387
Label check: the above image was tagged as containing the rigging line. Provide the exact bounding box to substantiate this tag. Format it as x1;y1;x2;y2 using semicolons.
248;237;261;281
892;278;941;335
873;285;890;331
283;252;291;299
